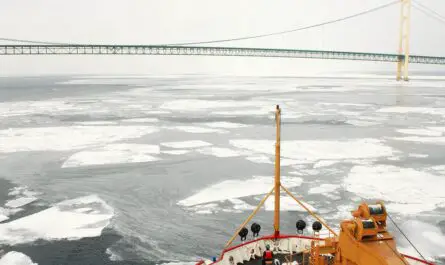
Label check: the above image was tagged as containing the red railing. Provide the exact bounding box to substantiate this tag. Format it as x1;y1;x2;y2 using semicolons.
402;254;436;265
196;233;326;265
195;235;437;265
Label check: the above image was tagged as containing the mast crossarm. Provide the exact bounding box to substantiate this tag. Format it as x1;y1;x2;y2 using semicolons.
281;184;338;237
225;187;275;248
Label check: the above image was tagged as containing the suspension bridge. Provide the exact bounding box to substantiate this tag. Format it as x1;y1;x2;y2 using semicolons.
1;0;445;81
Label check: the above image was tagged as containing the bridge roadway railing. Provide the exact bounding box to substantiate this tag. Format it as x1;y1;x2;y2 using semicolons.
0;45;444;65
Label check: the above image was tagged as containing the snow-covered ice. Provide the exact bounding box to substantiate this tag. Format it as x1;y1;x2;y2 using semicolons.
230;138;394;162
0;126;157;153
0;195;113;245
62;144;160;168
161;140;212;149
345;165;445;214
178;176;303;207
0;251;37;265
308;184;340;194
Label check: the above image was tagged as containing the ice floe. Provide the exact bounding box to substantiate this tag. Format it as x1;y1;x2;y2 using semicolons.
393;127;445;140
8;187;40;198
187;196;312;214
317;102;371;107
0;126;157;153
345;165;445;214
178;176;303;207
385;203;433;215
408;153;428;158
298;169;321;175
0;207;22;223
346;120;380;127
229;199;255;211
62;144;160;168
377;107;445;116
73;207;93;213
121;118;159;123
161;140;212;149
326;204;356;220
203;122;248;129
230;138;394;162
5;197;38;208
432;165;445;171
0;209;8;222
246;156;273;164
59;78;147;85
280;159;310;167
324;194;342;201
160;99;266;112
399;220;445;260
212;108;272;116
308;184;339;194
0;194;113;245
0;100;77;117
429;127;445;133
392;136;445;144
288;171;304;176
431;165;445;175
264;197;316;212
6;187;41;210
289;167;324;176
313;160;339;168
75;121;118;125
337;111;360;117
397;128;443;137
106;247;122;261
144;110;171;115
162;150;191;155
196;147;244;158
190;198;257;214
189;203;219;215
293;87;358;93
168;126;226;134
0;251;37;265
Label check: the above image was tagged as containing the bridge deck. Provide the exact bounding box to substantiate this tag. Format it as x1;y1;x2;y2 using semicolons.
0;45;444;65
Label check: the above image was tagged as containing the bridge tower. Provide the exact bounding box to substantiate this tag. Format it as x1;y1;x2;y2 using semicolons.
396;0;412;81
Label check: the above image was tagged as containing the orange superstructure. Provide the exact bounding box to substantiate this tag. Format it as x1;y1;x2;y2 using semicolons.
309;201;411;265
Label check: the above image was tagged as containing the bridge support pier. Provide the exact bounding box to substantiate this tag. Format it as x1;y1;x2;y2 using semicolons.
397;58;409;82
396;0;411;81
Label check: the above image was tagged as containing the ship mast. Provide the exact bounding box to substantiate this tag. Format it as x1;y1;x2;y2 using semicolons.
224;105;338;248
274;105;281;237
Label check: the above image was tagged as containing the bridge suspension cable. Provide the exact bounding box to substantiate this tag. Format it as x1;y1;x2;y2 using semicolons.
412;0;445;25
0;38;68;45
164;0;399;46
0;0;399;46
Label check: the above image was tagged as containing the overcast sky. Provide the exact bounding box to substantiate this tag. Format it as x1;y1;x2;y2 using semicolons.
1;0;444;76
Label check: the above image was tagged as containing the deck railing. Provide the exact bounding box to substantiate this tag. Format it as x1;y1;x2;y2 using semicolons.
195;235;437;265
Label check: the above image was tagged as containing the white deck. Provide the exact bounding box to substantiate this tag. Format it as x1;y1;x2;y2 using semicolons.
200;236;430;265
204;236;317;265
